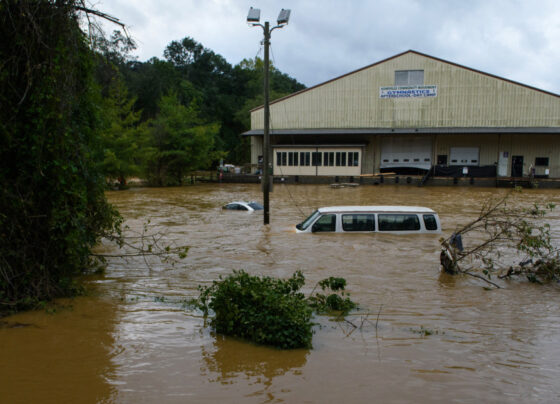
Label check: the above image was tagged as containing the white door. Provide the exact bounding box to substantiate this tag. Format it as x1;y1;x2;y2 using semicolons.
497;151;508;177
449;147;479;166
380;136;432;170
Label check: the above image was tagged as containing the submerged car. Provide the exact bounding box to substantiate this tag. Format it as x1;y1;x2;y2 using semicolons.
222;201;264;212
295;206;441;234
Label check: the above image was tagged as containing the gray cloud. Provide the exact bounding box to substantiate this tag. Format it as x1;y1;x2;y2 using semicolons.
97;0;560;93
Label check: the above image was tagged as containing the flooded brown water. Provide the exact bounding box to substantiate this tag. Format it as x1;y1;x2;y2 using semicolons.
2;184;560;403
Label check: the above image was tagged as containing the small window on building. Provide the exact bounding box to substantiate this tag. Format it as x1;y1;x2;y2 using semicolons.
424;158;430;162
323;152;335;167
348;152;360;167
414;158;420;162
471;160;478;164
300;152;310;166
276;152;287;166
383;159;389;163
342;214;375;232
395;70;424;86
535;157;549;166
404;159;410;162
312;152;322;166
423;215;438;231
378;214;421;231
393;159;399;162
437;155;447;165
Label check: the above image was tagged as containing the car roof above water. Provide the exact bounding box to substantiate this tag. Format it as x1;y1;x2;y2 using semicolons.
316;206;436;214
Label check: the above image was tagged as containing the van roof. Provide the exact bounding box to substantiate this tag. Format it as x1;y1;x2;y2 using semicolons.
317;206;436;214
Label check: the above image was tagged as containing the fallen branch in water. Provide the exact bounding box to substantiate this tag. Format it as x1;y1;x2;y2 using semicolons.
91;221;189;271
440;190;559;286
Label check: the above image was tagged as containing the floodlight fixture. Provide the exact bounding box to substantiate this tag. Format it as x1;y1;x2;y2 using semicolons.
277;9;291;25
247;7;260;23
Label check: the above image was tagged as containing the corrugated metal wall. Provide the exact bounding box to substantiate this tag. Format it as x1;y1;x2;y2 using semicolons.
251;52;560;130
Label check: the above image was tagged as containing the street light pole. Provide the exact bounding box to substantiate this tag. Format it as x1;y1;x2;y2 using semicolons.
262;21;271;224
247;8;290;225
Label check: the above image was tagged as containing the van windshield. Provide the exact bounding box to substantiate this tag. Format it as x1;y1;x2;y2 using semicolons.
296;210;320;231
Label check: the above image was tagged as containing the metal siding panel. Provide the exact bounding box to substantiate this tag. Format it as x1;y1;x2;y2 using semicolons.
252;53;560;130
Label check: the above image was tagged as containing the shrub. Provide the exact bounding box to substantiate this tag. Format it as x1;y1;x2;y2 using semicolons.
198;271;357;349
198;270;313;349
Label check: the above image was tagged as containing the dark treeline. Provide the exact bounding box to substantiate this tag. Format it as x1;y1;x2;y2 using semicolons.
95;33;305;187
0;0;304;314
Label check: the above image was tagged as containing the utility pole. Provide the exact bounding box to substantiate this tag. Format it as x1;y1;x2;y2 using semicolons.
247;8;291;225
263;21;271;224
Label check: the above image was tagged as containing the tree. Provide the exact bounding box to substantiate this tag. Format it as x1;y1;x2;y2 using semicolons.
146;92;219;185
0;0;120;312
440;191;559;287
99;79;148;188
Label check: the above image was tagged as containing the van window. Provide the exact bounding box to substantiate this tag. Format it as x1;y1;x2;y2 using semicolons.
423;214;438;230
312;214;336;232
342;214;375;231
378;214;420;231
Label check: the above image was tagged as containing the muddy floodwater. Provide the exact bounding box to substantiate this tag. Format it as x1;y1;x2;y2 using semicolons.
2;184;560;403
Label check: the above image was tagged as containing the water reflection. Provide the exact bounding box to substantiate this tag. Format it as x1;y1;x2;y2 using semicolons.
202;334;308;385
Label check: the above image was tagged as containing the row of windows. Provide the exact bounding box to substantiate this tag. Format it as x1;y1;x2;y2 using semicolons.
276;151;360;167
312;213;438;232
382;158;431;163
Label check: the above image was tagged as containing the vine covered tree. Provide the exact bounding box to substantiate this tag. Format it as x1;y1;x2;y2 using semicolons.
0;1;121;312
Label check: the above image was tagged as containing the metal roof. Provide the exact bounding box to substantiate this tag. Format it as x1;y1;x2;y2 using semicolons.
243;127;560;136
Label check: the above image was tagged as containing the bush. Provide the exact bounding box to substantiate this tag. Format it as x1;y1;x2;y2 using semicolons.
198;271;359;349
198;270;313;349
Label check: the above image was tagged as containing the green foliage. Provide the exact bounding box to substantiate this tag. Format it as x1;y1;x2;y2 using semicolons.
145;92;219;185
197;271;358;349
119;38;305;166
99;78;149;187
441;193;559;286
0;1;121;313
198;270;313;349
307;277;357;314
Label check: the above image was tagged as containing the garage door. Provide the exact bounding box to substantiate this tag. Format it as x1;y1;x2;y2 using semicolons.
380;136;432;170
449;147;479;166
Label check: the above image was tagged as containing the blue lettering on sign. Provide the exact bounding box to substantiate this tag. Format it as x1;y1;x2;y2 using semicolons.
380;85;437;99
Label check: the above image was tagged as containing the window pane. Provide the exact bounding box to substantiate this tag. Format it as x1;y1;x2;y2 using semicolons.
409;70;424;85
312;152;322;166
312;214;336;232
329;152;334;166
341;152;346;166
276;152;281;166
395;70;424;85
423;214;438;231
342;214;375;231
282;152;287;166
395;71;408;85
378;214;420;231
288;152;294;166
535;157;549;166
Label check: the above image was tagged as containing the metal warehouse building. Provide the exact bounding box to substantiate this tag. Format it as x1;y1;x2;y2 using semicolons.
244;50;560;184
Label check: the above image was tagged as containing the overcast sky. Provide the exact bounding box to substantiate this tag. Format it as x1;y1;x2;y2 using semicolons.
96;0;560;93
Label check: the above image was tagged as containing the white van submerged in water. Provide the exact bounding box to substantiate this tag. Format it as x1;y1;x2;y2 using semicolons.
295;206;441;234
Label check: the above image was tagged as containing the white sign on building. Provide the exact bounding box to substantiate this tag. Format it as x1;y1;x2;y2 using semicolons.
380;85;437;99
